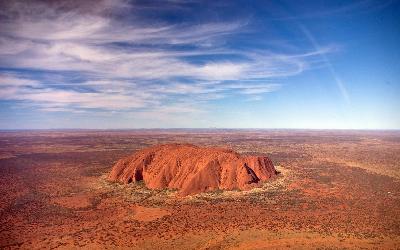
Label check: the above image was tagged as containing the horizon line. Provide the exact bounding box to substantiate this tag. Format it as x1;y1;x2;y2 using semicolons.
1;128;399;132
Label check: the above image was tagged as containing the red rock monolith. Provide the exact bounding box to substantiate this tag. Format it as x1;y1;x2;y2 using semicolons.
109;144;277;196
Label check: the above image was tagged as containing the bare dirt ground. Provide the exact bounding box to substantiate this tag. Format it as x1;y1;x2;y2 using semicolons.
0;129;399;249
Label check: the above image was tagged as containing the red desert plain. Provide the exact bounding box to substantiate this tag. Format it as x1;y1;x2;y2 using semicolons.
0;129;399;249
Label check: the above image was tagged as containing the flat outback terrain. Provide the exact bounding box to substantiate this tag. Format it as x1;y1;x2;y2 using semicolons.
0;129;399;249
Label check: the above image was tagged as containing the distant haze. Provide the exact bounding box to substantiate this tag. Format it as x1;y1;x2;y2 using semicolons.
0;0;399;129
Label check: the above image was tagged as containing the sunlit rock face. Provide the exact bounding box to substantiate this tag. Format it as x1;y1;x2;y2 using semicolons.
109;144;277;196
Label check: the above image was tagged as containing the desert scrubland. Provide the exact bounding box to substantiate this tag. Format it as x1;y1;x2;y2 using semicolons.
0;129;399;249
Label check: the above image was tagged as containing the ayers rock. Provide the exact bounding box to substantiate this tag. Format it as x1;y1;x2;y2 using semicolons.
109;144;277;196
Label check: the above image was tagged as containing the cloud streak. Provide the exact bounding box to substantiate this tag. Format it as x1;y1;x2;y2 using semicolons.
299;25;350;103
0;0;334;116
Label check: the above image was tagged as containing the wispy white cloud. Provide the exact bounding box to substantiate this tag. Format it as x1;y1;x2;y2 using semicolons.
0;0;334;117
0;74;40;87
299;25;350;103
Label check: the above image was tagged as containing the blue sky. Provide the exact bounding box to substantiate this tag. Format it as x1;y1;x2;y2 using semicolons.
0;0;399;129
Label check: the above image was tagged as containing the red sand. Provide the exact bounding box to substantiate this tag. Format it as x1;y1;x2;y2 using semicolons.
108;143;277;195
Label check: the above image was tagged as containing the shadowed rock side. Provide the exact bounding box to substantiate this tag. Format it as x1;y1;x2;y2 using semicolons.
109;144;277;196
